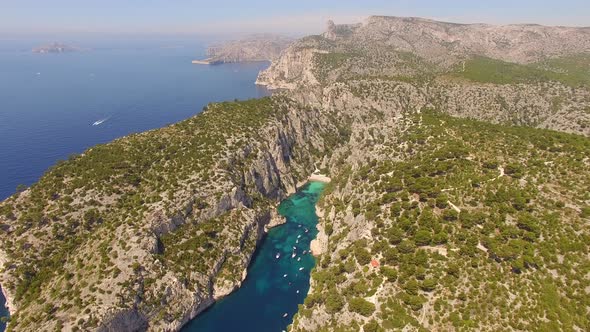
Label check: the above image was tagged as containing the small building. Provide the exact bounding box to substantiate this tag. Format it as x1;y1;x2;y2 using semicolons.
370;259;380;268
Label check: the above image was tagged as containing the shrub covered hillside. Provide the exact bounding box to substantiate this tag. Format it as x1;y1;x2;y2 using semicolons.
292;110;590;331
0;96;344;331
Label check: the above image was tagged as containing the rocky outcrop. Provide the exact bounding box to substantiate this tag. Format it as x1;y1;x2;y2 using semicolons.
0;97;345;331
3;14;589;332
340;16;590;65
257;17;590;137
198;35;294;64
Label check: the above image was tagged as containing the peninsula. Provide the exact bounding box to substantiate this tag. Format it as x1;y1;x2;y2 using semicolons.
192;34;293;64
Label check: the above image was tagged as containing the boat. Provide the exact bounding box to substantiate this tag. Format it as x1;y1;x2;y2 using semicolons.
299;267;304;271
92;117;109;126
291;252;296;258
283;274;287;277
275;252;280;259
283;313;288;318
297;235;302;239
297;257;301;261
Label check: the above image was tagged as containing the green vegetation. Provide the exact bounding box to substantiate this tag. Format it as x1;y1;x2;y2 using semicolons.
0;96;310;331
291;109;590;331
454;55;590;87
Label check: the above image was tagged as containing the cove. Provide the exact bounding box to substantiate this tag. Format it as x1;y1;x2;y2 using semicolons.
182;181;326;332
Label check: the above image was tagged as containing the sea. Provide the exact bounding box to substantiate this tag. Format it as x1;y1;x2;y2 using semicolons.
183;182;325;332
0;36;271;330
0;37;270;201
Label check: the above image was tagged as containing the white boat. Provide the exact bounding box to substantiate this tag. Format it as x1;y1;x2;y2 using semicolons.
297;235;302;239
296;290;300;294
283;274;287;277
297;257;301;261
291;252;296;258
283;313;288;317
299;267;304;271
275;253;280;259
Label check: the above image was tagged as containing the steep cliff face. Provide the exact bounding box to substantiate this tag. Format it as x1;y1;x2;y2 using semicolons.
203;35;294;63
2;15;590;332
257;17;590;136
255;16;590;332
0;97;347;331
351;16;590;65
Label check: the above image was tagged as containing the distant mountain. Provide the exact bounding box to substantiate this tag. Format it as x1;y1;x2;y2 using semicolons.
32;42;82;54
258;16;590;135
192;35;294;64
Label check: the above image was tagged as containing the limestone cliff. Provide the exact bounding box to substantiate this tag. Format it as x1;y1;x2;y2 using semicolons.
0;97;347;331
200;35;294;64
257;17;590;136
2;15;590;332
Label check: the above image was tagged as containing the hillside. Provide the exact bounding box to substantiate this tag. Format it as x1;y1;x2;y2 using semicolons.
1;15;590;332
293;110;590;331
0;97;346;331
194;35;294;64
257;17;590;136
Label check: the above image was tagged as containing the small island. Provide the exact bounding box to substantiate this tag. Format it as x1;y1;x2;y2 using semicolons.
32;42;82;54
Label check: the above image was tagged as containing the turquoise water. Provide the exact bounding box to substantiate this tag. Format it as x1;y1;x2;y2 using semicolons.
183;181;326;332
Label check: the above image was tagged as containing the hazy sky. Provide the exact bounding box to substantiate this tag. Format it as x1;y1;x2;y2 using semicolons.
1;0;588;37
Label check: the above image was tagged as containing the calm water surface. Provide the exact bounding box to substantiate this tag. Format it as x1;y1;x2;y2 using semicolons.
183;182;326;332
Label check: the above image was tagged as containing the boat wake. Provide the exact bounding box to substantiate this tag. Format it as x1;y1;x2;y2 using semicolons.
92;117;110;126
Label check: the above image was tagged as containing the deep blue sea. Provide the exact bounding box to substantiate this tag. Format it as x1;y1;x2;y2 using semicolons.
0;37;270;329
0;38;270;201
184;181;325;332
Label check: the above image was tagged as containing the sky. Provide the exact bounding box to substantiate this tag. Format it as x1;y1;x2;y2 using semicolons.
0;0;588;37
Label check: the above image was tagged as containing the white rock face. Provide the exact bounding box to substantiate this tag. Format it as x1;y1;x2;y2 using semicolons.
203;35;294;63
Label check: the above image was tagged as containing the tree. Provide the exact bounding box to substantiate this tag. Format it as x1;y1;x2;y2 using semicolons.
403;279;420;295
387;227;404;244
442;209;458;221
15;184;27;193
398;239;416;254
326;293;344;314
381;266;398;282
414;229;432;246
348;297;376;317
355;247;372;265
364;320;381;332
421;278;437;292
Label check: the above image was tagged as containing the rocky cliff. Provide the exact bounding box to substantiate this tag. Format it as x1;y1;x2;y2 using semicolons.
2;15;590;332
0;97;348;331
257;17;590;136
256;16;590;332
201;35;294;63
